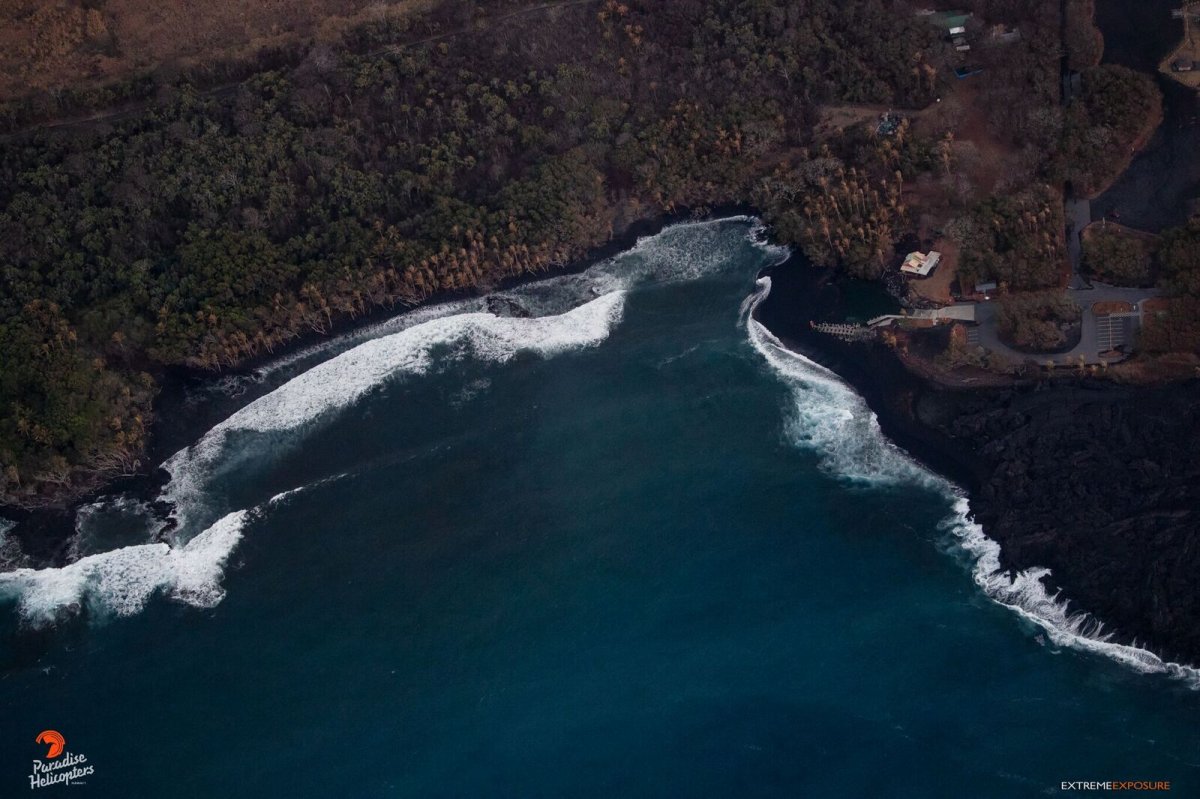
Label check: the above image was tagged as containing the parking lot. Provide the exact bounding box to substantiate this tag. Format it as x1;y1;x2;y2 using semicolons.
1096;312;1137;353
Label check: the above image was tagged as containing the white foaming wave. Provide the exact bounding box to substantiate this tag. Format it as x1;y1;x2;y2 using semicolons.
0;510;248;626
745;278;938;487
0;216;775;626
253;296;486;382
493;216;790;317
251;216;783;381
223;290;621;434
941;497;1200;686
623;215;790;284
161;290;626;533
745;274;1200;685
267;473;350;505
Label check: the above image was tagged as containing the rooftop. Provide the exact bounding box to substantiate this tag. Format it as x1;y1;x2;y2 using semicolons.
919;10;973;30
901;250;942;276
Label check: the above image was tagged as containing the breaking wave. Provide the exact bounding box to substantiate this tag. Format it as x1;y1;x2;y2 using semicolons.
0;290;627;627
0;217;782;627
744;275;1200;686
745;278;940;487
3;212;1193;688
248;215;786;384
162;216;786;535
161;289;627;534
942;498;1200;686
0;510;248;626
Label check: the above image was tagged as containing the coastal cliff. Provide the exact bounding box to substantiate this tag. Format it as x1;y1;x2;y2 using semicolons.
756;256;1200;666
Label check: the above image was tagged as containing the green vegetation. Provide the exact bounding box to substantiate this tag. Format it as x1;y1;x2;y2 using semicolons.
937;324;986;369
1064;0;1103;71
996;291;1082;351
948;184;1066;291
1063;65;1162;196
3;0;1173;504
756;120;939;280
1158;219;1200;297
1141;219;1200;354
0;0;942;504
945;61;1159;296
936;1;1068;293
1081;228;1154;286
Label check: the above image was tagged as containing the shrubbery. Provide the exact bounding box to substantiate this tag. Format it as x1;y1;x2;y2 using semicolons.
1081;228;1153;286
996;291;1082;351
1062;65;1162;195
1142;219;1200;354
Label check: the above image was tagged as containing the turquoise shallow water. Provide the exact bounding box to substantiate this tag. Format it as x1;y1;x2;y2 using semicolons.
1;219;1199;797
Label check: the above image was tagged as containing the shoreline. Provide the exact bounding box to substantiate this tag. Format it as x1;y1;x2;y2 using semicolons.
0;204;749;562
748;256;990;495
752;253;1200;670
6;211;1200;677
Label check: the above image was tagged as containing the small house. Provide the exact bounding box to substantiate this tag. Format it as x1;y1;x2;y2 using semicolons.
1172;58;1195;72
901;251;942;277
974;281;998;296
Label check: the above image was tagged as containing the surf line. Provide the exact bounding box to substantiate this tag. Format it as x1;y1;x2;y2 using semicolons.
743;274;1200;687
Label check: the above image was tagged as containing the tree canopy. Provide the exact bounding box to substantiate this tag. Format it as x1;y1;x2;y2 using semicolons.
0;0;941;504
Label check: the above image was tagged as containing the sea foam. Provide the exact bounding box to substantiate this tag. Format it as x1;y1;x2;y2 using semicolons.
745;278;939;487
161;289;627;534
1;217;777;627
744;274;1200;686
0;510;248;626
164;218;781;533
942;498;1200;685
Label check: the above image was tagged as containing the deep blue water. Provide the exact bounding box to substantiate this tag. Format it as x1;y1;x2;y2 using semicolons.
1;220;1198;797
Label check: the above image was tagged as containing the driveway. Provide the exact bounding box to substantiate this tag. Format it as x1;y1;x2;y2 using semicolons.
1065;197;1092;289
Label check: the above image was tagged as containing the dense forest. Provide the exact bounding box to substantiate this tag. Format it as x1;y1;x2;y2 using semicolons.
1062;65;1162;196
0;0;944;505
0;0;1187;505
950;185;1066;292
1081;227;1153;286
1143;219;1200;355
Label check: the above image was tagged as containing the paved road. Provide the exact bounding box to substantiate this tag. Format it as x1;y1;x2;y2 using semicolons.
1065;197;1093;289
973;283;1158;366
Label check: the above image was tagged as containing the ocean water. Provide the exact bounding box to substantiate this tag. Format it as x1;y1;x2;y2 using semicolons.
1;219;1199;797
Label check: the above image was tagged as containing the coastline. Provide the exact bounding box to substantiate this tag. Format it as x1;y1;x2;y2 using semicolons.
5;211;1200;679
753;253;1200;671
0;204;746;562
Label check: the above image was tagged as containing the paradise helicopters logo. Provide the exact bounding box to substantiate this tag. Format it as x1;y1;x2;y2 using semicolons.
28;730;94;790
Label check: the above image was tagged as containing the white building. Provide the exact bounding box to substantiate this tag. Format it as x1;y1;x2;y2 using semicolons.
901;250;942;277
